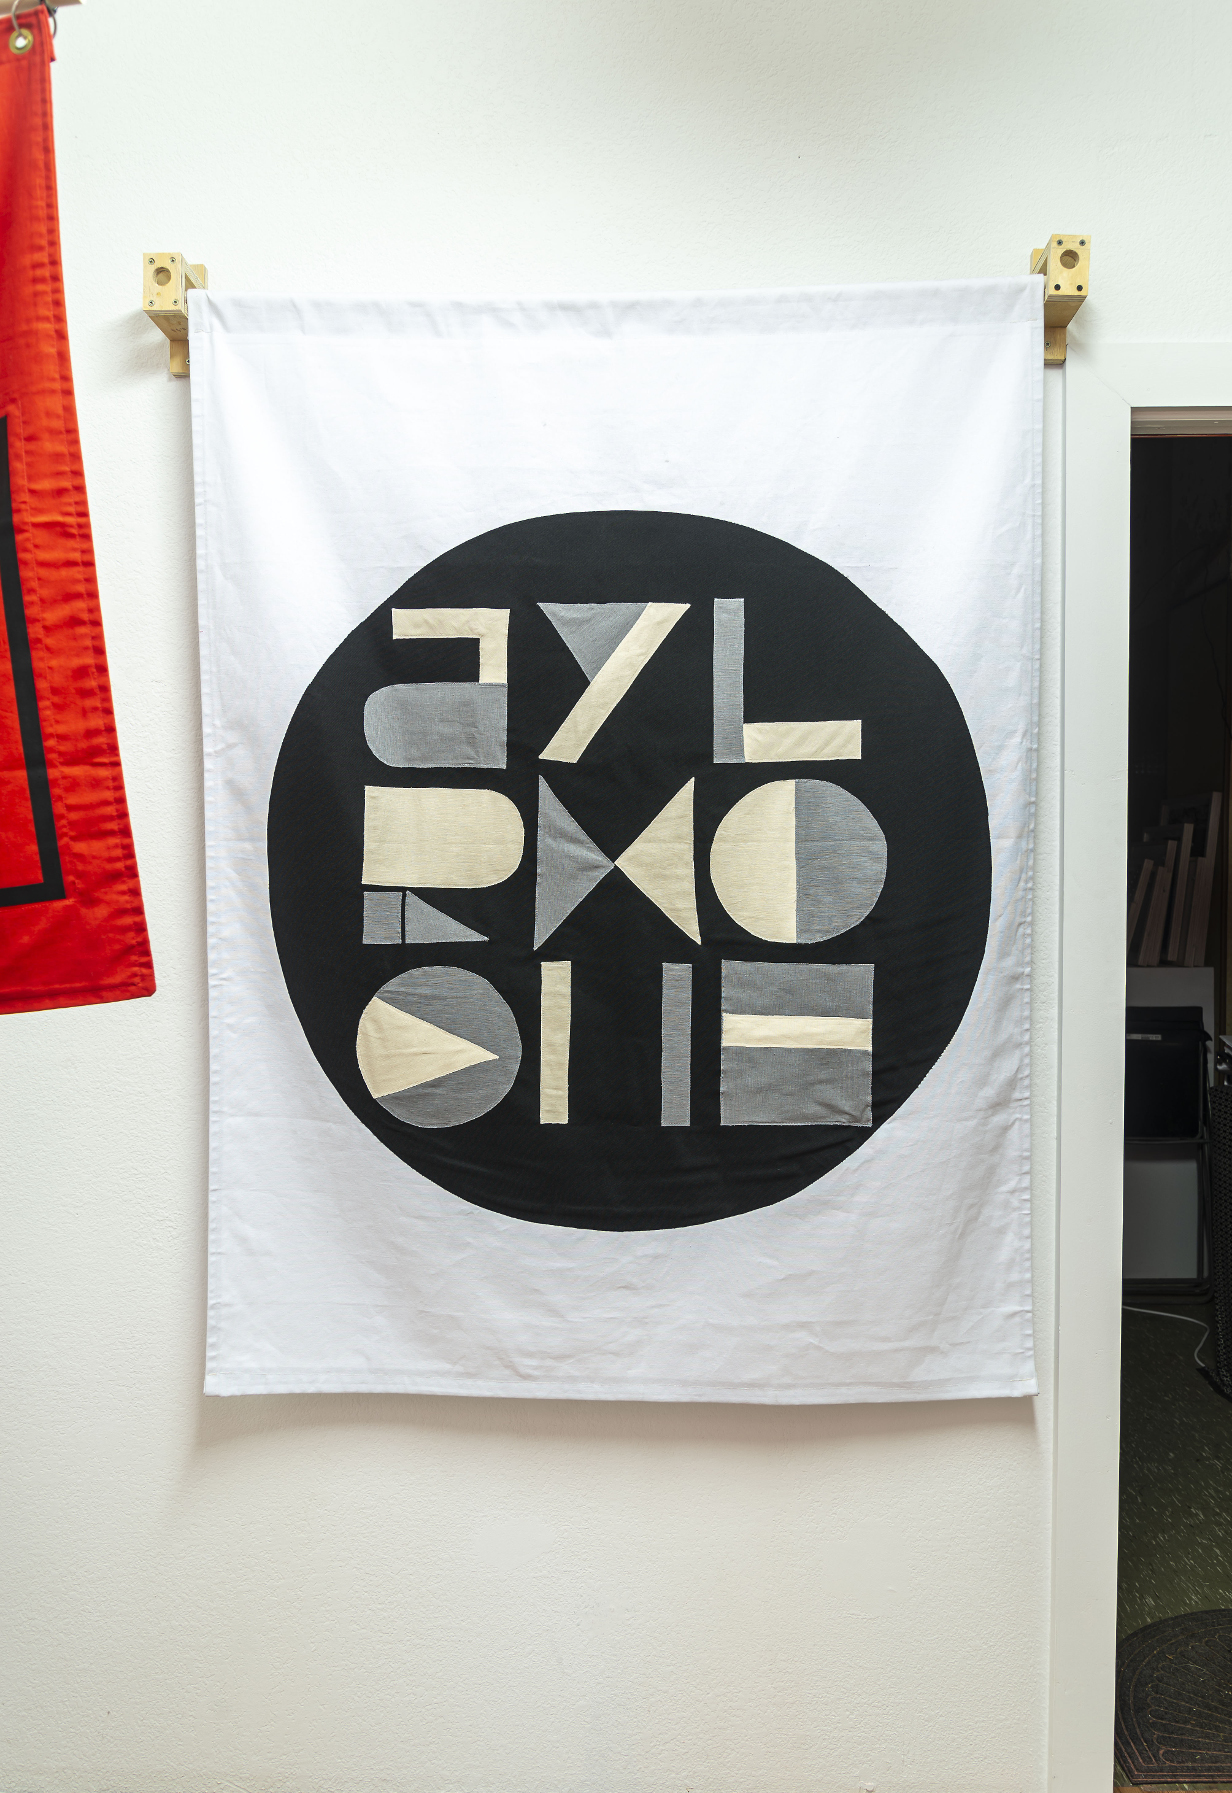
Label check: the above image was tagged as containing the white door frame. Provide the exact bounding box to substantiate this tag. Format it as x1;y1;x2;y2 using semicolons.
1049;344;1232;1791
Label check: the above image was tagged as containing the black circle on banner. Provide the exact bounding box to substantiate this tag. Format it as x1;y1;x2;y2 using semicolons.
268;511;991;1231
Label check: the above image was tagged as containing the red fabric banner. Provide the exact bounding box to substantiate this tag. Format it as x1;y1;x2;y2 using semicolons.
0;8;154;1013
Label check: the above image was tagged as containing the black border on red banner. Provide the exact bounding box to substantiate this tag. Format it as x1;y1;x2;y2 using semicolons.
0;414;64;908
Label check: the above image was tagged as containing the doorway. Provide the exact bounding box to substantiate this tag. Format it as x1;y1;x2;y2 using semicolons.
1115;429;1232;1787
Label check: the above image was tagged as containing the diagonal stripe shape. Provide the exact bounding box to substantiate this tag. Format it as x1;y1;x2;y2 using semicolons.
540;602;688;762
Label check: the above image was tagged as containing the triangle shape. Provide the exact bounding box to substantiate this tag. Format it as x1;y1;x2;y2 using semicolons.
358;998;497;1100
402;889;487;943
539;602;648;681
615;779;700;943
535;777;615;948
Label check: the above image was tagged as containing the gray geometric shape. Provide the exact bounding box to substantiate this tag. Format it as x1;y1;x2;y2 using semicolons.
721;960;874;1020
363;889;403;945
378;1059;512;1128
720;961;873;1127
370;966;521;1128
720;1046;872;1127
534;777;614;948
364;683;507;768
401;889;486;944
661;963;692;1126
712;598;746;763
539;602;648;681
794;780;887;943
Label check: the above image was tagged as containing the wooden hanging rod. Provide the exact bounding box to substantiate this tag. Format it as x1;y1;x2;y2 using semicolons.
142;253;208;377
1030;234;1090;363
140;243;1091;376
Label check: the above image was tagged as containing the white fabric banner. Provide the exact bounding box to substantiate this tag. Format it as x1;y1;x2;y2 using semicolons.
192;279;1041;1402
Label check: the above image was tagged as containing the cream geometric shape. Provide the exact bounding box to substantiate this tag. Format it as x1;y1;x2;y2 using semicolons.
709;779;797;942
743;720;862;762
540;601;688;762
721;1013;873;1050
391;607;509;683
615;778;700;944
712;779;885;944
539;961;572;1124
356;997;497;1099
361;786;524;888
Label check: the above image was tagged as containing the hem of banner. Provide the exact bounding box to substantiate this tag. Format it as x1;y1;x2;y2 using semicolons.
0;969;156;1016
203;1370;1040;1403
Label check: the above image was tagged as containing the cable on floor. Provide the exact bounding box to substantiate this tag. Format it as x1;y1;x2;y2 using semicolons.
1123;1304;1212;1371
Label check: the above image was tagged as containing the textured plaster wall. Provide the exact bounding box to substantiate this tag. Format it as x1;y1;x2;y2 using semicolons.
6;0;1228;1787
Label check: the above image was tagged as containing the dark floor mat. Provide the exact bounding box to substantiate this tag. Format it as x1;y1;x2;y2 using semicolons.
1119;1306;1232;1641
1117;1610;1232;1784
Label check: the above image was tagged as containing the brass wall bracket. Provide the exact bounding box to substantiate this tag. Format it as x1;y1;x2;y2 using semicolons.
142;253;208;376
1030;235;1090;363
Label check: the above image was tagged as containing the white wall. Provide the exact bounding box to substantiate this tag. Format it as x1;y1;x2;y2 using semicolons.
5;1;1228;1787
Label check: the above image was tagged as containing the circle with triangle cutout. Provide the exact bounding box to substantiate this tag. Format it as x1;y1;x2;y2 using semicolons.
356;967;521;1128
